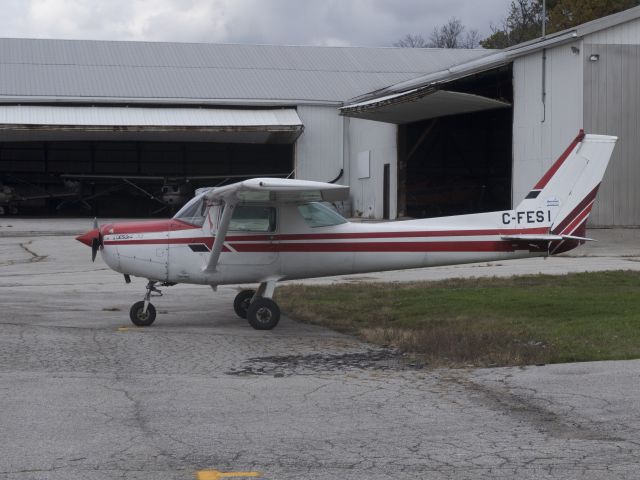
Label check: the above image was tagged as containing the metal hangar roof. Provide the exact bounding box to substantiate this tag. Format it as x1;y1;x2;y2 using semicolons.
0;38;493;106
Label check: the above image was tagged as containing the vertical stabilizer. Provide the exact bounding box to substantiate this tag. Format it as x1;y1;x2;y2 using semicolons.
514;131;617;239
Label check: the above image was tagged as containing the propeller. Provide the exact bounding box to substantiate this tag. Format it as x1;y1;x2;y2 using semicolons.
91;217;103;262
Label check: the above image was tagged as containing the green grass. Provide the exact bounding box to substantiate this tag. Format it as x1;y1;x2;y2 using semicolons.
275;271;640;367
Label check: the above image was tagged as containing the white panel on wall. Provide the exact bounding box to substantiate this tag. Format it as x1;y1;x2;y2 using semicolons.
357;150;370;179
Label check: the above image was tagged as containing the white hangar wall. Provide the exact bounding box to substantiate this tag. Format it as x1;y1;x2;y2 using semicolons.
294;105;398;219
346;117;398;219
583;17;640;226
513;15;640;226
512;40;584;211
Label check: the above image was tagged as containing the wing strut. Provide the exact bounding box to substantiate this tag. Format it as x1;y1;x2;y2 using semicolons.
203;199;237;273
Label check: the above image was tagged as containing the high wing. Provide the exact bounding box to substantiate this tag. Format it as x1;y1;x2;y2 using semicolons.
204;177;350;204
202;178;349;272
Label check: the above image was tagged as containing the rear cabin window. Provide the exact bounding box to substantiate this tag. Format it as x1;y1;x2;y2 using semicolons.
229;206;276;232
298;202;347;228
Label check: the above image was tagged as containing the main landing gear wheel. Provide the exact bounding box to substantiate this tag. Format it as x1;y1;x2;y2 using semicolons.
233;289;256;319
247;298;280;330
129;301;156;326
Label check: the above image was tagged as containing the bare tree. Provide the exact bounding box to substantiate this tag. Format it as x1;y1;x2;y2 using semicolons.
394;33;428;48
428;17;465;48
394;18;481;49
461;29;481;48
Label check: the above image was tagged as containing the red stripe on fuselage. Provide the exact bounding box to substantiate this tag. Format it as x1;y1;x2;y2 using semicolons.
102;226;551;253
225;226;549;242
104;239;521;253
231;241;518;253
103;226;549;246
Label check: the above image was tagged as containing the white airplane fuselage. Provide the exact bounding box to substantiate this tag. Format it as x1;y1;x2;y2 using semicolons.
96;206;552;287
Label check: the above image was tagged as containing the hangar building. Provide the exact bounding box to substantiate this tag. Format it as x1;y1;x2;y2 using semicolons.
1;6;639;226
342;6;640;226
0;38;488;217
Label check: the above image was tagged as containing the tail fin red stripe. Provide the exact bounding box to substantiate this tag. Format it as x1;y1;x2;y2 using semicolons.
551;184;600;235
559;200;594;236
534;130;585;190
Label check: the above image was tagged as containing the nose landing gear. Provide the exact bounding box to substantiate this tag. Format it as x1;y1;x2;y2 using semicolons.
129;280;163;327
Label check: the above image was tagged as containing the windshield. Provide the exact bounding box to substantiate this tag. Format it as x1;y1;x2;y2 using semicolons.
173;193;207;226
298;202;347;228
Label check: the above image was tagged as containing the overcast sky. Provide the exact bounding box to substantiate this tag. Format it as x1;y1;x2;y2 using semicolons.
0;0;514;47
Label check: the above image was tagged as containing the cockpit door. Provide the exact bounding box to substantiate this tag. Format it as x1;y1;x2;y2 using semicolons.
218;205;278;266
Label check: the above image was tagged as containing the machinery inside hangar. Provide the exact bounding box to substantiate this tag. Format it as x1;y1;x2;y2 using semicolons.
0;106;300;216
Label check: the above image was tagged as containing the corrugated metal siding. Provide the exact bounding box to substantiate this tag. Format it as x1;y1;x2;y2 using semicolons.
584;17;640;226
585;17;640;44
295;106;344;182
584;43;640;226
512;41;583;207
0;38;490;104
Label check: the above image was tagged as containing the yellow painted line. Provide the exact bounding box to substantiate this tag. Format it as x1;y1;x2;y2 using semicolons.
116;326;145;332
196;470;261;480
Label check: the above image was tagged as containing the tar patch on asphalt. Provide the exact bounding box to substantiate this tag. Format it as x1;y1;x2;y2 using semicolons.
225;349;422;376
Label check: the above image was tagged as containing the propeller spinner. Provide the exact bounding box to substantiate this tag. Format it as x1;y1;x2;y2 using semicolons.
76;218;103;262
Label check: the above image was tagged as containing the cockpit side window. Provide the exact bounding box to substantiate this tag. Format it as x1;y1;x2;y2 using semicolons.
229;205;276;232
297;202;347;227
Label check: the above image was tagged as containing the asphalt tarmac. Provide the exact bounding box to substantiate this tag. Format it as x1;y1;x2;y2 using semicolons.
1;219;640;479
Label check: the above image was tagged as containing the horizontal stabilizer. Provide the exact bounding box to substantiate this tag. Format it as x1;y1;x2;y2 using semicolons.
501;234;596;242
501;234;563;242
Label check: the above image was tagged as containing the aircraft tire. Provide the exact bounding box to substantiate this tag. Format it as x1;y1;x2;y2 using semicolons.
129;301;157;327
233;289;255;319
247;298;280;330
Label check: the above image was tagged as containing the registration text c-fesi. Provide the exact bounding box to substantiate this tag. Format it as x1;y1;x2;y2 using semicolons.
502;210;552;225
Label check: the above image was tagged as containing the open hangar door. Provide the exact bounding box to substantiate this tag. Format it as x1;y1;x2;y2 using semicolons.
342;66;513;219
399;107;512;218
0;106;301;217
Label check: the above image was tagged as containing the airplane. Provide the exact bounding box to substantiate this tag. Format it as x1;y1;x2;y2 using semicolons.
0;180;79;215
77;131;617;330
62;172;292;214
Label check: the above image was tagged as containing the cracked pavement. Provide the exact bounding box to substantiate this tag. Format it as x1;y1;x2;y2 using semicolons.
1;220;640;479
